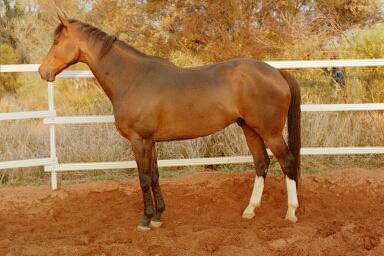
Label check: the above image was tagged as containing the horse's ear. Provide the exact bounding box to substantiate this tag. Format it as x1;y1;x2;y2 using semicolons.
57;14;70;27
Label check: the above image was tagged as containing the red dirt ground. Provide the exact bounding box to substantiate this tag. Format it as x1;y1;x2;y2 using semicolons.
1;169;384;256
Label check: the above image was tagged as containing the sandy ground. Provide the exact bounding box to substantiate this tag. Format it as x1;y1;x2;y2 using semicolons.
1;169;384;256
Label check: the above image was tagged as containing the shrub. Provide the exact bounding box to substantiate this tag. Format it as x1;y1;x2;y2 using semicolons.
0;44;21;96
338;24;384;102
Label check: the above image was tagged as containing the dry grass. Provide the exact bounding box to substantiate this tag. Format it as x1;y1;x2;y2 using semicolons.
0;67;383;186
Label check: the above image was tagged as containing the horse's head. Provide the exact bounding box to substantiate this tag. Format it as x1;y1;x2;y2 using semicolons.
39;16;81;82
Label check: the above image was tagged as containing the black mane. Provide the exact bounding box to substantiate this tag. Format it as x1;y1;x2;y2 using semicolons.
53;19;175;66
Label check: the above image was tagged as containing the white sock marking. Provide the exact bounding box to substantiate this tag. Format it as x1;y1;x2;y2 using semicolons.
285;176;298;222
250;176;264;207
285;176;298;207
243;176;264;218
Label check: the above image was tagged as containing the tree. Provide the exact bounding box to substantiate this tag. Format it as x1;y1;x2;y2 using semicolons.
159;0;383;61
1;0;383;65
88;0;169;57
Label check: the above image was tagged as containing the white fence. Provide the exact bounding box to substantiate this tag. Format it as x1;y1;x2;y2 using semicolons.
1;59;384;190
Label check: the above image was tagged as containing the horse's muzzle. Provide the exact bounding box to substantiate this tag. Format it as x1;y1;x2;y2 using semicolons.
38;66;55;82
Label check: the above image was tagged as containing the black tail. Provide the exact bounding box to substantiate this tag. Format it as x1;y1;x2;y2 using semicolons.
279;70;301;184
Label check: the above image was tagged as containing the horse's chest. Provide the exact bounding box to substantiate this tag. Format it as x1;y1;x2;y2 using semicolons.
113;102;158;139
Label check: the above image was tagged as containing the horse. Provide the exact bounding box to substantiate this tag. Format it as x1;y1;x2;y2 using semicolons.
39;16;301;231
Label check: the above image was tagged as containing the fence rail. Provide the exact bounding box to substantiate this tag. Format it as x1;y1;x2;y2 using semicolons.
2;59;384;74
0;157;58;170
43;147;384;173
0;111;56;121
1;59;384;190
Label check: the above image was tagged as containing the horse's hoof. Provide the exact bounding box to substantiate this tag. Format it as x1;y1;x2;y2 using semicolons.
150;220;163;228
137;224;151;231
285;207;298;223
242;204;256;219
285;214;298;223
242;210;255;219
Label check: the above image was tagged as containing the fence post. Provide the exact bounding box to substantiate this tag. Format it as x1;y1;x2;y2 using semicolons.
47;82;58;190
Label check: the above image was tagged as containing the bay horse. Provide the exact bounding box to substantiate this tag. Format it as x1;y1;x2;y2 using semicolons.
39;16;301;231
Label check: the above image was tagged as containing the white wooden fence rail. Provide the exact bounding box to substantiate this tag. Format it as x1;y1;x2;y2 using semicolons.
1;59;384;190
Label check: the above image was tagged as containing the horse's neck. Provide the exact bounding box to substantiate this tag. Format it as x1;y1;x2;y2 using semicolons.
82;43;144;102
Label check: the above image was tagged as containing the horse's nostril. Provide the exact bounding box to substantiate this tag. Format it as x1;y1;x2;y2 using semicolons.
39;67;48;78
38;66;53;81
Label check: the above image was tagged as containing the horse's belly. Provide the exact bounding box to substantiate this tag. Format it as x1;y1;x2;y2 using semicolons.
153;84;240;141
153;111;236;141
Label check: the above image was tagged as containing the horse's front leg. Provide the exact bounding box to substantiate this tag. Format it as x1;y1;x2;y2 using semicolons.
150;146;165;228
131;137;156;231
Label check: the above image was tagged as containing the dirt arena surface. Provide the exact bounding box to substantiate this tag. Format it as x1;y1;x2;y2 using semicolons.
1;169;384;256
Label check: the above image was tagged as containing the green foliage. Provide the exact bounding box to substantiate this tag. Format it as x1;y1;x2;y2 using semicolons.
0;44;21;96
341;24;384;58
338;24;384;102
292;69;342;104
0;44;18;63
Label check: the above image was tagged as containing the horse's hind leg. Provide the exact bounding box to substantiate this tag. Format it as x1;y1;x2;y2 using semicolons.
240;124;270;219
150;146;165;228
264;134;299;223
